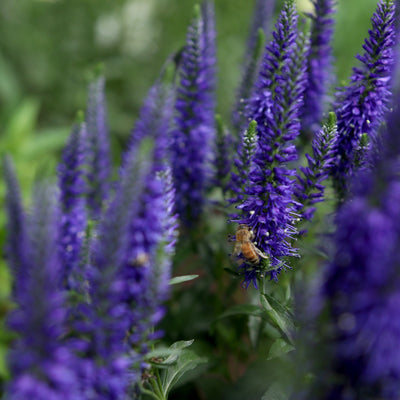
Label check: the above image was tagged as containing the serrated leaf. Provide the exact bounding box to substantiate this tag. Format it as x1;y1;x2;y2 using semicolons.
170;339;194;351
260;293;296;345
159;340;208;398
145;347;176;360
267;338;295;360
161;340;194;366
169;275;199;285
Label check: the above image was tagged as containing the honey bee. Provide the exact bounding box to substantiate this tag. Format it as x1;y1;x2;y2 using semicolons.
233;224;268;264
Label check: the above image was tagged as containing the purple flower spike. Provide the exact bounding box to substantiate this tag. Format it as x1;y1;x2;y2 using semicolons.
58;122;88;290
229;120;258;205
74;144;152;398
301;0;336;137
86;76;112;218
3;156;28;297
74;78;177;394
330;0;395;200
7;186;79;400
246;0;276;55
232;0;276;132
171;2;216;226
201;0;217;99
295;112;338;223
121;166;173;353
232;0;309;285
147;167;179;321
126;82;174;173
121;88;178;363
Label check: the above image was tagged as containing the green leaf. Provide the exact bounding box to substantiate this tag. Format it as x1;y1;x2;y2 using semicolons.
267;338;295;360
20;127;70;158
158;340;208;398
260;293;296;345
215;304;266;321
223;267;241;277
0;52;21;103
169;275;199;285
2;99;40;151
248;313;262;348
261;382;290;400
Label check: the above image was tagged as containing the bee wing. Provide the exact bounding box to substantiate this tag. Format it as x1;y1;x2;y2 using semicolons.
233;242;242;256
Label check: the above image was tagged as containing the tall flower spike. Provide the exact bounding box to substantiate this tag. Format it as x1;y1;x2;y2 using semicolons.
120;166;177;369
393;0;400;89
171;2;216;226
232;0;309;285
232;0;276;133
148;167;179;324
301;0;336;139
86;76;112;218
229;120;258;205
74;143;152;398
7;185;79;400
295;112;338;223
201;0;217;100
75;82;176;396
121;82;177;365
125;82;174;173
3;156;28;297
304;96;400;399
58;122;88;290
330;0;395;201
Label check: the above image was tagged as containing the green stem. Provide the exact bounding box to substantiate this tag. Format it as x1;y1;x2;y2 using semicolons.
139;384;160;400
140;367;166;400
154;368;167;400
257;275;266;294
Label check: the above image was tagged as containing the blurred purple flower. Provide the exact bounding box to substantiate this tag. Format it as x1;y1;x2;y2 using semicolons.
305;87;400;399
125;83;174;173
7;186;79;400
232;0;276;133
73;82;178;397
330;0;395;200
86;76;112;218
74;144;151;398
58;122;88;290
171;2;216;225
122;82;178;360
301;0;336;137
3;156;28;298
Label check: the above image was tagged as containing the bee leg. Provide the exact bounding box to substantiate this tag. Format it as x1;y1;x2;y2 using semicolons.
255;247;268;259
